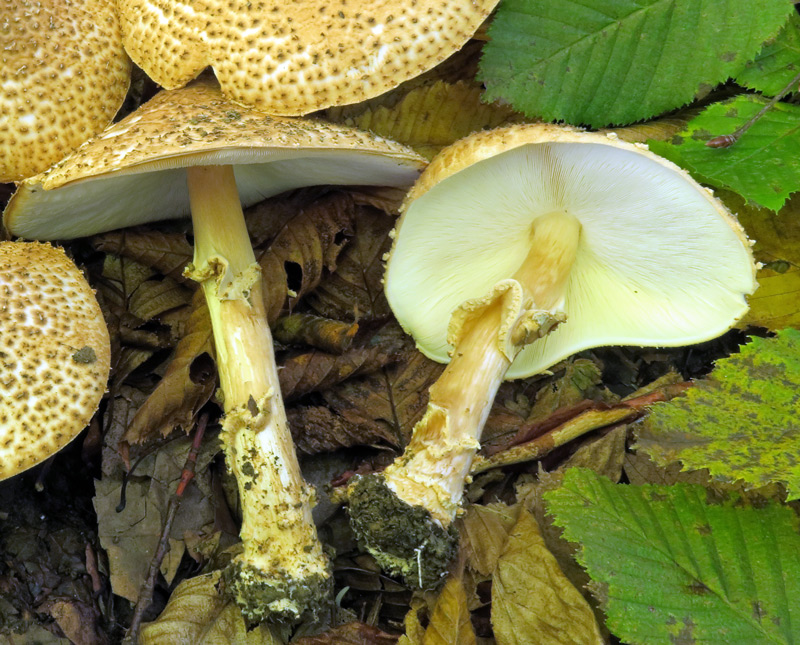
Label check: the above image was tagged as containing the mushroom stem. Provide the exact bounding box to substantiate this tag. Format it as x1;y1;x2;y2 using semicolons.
185;165;330;623
348;211;579;587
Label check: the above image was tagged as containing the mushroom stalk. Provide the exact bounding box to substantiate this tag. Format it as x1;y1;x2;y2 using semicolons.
185;165;330;623
348;212;579;586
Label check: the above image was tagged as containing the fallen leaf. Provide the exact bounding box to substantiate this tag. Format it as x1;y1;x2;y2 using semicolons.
124;290;216;444
42;599;105;645
423;573;476;645
92;228;194;285
491;508;603;645
287;405;386;454
273;313;358;353
305;207;395;322
256;192;358;323
294;622;399;644
459;503;517;577
561;425;628;483
139;572;284;644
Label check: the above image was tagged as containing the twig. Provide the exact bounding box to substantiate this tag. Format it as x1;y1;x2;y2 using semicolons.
122;413;209;644
707;69;800;148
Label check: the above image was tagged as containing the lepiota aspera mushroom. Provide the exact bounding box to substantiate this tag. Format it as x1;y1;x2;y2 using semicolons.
4;77;425;624
348;123;758;588
1;0;130;181
0;241;110;481
117;0;498;115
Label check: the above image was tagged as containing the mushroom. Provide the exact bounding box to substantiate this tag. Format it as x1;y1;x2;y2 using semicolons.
1;0;130;182
348;123;758;587
0;241;110;481
117;0;498;115
3;77;426;624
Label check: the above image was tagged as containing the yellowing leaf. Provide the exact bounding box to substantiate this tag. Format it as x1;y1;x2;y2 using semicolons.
459;503;517;577
491;509;603;645
139;572;283;645
327;81;523;160
423;574;476;645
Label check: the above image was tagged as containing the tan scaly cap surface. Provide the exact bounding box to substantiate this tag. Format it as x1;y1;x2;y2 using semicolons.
4;78;426;239
118;0;499;116
0;0;131;182
0;242;111;481
386;123;759;378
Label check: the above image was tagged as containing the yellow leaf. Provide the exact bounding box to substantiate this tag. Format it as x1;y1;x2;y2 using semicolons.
398;597;428;645
491;509;603;645
459;503;517;576
327;81;524;160
423;574;477;645
139;572;284;645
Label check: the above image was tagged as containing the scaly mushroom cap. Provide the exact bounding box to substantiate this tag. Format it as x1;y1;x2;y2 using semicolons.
0;242;110;481
0;0;131;182
386;124;758;378
4;78;426;240
118;0;498;115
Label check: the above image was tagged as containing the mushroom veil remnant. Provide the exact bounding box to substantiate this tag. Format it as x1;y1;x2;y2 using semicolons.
3;78;426;625
0;242;110;481
348;123;758;588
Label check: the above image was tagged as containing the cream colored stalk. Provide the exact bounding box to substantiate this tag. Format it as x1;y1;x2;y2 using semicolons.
381;212;578;524
185;166;330;623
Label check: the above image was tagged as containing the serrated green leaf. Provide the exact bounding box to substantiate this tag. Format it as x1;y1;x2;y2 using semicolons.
545;468;800;644
650;94;800;210
479;0;794;127
736;12;800;96
637;329;800;499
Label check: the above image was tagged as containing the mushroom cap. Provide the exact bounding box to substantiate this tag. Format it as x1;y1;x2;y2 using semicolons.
4;78;426;240
118;0;498;116
0;242;110;481
0;0;131;182
385;124;758;379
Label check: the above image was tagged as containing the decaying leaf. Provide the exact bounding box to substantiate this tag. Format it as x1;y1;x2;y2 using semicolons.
546;468;800;644
139;572;283;644
255;192;359;323
294;622;399;644
124;290;216;444
325;80;523;160
637;329;800;499
92;228;194;285
305;207;396;322
422;573;476;645
273;313;358;353
491;507;603;645
459;503;517;577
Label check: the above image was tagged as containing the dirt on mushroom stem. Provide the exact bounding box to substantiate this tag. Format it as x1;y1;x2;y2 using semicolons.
348;212;578;587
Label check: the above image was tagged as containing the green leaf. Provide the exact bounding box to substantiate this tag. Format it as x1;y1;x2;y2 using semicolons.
649;94;800;210
479;0;794;127
636;329;800;500
546;468;800;644
736;12;800;96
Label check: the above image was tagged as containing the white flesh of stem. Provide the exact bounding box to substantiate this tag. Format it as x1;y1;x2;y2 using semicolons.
186;165;328;597
382;212;581;525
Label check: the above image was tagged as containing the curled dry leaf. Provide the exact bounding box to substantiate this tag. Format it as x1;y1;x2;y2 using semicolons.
124;290;216;444
256;192;359;324
139;572;283;645
491;508;603;645
306;207;396;322
273;313;359;354
92;229;195;285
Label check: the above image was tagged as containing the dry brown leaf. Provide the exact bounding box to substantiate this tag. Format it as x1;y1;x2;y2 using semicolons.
256;192;358;323
42;599;105;645
139;572;283;645
327;80;523;160
92;228;194;285
562;425;628;483
294;622;399;644
245;186;333;247
459;503;517;577
306;207;396;322
124;290;216;444
287;405;383;454
491;509;603;645
601;110;697;143
423;574;477;645
279;323;409;401
0;625;70;644
349;186;408;215
127;276;193;325
273;313;358;353
322;351;444;447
